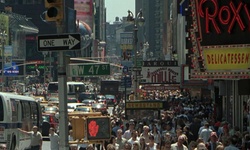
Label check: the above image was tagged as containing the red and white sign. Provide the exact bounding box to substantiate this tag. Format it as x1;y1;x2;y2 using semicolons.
141;66;180;84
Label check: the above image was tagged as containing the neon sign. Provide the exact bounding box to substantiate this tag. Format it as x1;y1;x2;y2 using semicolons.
198;0;250;34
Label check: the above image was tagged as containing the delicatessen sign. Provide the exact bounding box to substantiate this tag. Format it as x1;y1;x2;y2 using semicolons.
203;47;250;70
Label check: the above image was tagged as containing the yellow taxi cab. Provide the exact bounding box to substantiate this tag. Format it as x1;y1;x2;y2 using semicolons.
34;96;48;111
34;96;47;102
74;106;93;113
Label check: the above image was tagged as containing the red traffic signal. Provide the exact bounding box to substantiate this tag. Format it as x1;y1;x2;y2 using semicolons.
86;116;111;141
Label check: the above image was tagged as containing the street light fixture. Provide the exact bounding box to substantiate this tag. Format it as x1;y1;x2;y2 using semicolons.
127;9;145;100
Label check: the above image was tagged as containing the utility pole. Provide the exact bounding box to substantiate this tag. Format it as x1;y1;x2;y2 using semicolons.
44;0;69;149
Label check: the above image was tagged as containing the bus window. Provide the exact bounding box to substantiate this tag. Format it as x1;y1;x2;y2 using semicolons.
68;84;85;93
30;102;38;126
10;99;18;122
48;82;85;98
47;82;58;93
0;97;3;121
20;101;25;120
68;85;74;93
20;101;32;130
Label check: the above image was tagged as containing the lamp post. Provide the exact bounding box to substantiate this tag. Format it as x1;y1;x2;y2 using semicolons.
127;9;145;100
0;28;7;92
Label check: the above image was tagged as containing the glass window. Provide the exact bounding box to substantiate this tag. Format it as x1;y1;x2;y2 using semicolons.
48;83;59;93
68;84;85;93
10;99;18;122
30;102;38;126
22;101;31;120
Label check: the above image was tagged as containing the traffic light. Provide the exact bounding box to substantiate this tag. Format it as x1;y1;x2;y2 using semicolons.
45;0;64;22
71;116;85;140
86;116;111;141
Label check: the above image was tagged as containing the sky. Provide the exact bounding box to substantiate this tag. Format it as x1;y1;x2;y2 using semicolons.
105;0;135;23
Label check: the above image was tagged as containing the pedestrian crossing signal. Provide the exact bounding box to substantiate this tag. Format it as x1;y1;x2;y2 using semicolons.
86;116;111;141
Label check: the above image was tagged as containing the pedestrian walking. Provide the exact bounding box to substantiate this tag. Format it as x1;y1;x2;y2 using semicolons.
18;126;43;150
0;144;6;150
49;127;59;150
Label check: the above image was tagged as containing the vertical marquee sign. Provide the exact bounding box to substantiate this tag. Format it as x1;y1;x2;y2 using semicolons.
188;0;250;79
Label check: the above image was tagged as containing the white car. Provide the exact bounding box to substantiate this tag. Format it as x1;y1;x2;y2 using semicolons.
67;103;86;113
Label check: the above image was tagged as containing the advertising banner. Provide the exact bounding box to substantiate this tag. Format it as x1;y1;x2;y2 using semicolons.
203;47;250;70
0;14;9;46
194;0;250;46
120;32;133;60
74;0;93;30
4;45;12;68
141;66;180;84
120;32;133;50
187;0;250;79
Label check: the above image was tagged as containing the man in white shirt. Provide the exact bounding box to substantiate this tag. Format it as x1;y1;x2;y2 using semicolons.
170;135;188;150
123;120;135;140
116;129;127;150
49;127;59;150
199;123;213;143
127;130;139;148
18;126;43;150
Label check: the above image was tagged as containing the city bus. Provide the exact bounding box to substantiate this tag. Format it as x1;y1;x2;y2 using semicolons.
0;92;42;150
47;81;86;99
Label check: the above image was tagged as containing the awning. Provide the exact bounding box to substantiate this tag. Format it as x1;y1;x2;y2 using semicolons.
6;12;39;34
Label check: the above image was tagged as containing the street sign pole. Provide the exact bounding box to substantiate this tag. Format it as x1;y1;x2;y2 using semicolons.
57;1;69;149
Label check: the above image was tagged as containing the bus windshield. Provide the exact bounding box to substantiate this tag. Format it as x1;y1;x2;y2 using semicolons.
47;82;85;98
47;82;58;93
68;84;85;94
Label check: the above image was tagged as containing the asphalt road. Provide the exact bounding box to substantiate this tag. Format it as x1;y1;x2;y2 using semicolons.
42;139;50;150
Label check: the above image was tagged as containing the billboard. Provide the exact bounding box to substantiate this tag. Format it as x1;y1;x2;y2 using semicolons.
141;61;180;84
75;0;93;30
0;14;9;47
188;0;250;79
120;32;133;60
203;47;250;70
195;0;250;46
0;62;24;76
4;45;12;68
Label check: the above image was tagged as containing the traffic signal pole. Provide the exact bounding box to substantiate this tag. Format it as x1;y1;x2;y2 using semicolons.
58;49;69;150
44;1;68;149
56;1;69;150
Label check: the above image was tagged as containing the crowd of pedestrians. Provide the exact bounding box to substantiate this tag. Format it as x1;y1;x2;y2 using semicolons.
98;91;250;150
16;84;249;150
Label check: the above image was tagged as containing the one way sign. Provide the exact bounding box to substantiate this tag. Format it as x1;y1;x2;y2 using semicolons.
38;33;81;51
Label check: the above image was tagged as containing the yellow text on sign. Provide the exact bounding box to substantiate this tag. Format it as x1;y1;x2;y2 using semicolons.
203;47;250;70
126;102;163;109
